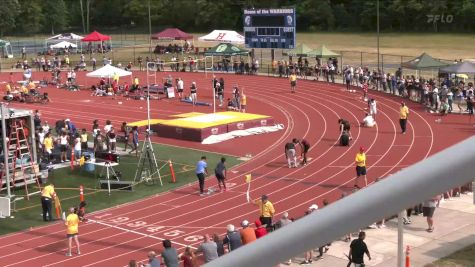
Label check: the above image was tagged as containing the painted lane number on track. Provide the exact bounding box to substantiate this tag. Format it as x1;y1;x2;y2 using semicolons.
100;216;205;243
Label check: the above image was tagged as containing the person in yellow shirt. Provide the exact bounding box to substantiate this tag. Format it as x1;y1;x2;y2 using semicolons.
20;85;28;94
5;83;12;94
254;195;275;229
289;72;297;93
355;147;367;188
399;102;409;134
44;132;54;164
28;81;36;90
41;183;56;221
65;207;80;256
240;92;247;113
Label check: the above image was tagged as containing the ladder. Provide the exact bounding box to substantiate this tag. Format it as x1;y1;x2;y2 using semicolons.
5;119;41;199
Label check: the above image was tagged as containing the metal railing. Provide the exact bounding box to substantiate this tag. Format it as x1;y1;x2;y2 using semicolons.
205;136;475;267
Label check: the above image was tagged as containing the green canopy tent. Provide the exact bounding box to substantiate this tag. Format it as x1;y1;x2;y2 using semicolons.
284;43;315;57
401;52;449;70
204;43;249;112
311;45;340;58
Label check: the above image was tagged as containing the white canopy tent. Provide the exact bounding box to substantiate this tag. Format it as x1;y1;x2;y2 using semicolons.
199;30;245;44
86;64;132;78
45;33;84;51
50;41;77;49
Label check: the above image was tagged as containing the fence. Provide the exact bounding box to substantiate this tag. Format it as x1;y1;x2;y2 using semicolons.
205;136;475;267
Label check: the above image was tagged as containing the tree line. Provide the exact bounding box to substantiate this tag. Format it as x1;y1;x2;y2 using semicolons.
1;0;474;37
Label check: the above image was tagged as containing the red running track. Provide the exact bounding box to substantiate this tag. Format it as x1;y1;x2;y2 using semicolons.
0;71;473;266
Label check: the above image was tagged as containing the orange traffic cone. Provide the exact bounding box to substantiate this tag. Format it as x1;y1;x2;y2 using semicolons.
79;185;84;202
169;160;176;183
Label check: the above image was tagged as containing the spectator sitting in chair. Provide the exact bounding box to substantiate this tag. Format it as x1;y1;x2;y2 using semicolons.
361;113;376;128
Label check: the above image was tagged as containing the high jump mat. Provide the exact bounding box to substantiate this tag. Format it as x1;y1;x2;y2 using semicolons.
150;111;275;142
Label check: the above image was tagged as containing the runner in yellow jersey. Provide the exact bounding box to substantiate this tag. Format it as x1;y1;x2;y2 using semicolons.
289;72;297;93
65;207;81;256
355;146;367;188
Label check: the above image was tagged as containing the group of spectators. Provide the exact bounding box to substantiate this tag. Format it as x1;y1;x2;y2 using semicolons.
153;42;194;55
33;111;140;165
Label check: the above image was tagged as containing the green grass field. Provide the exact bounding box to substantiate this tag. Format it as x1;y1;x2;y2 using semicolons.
0;143;240;235
429;244;475;267
2;32;475;69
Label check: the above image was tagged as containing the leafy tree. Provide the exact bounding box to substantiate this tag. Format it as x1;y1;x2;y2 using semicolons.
17;0;44;33
0;0;20;36
43;0;69;34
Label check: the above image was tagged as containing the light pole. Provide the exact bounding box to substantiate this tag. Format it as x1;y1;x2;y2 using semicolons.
148;0;152;60
377;0;380;72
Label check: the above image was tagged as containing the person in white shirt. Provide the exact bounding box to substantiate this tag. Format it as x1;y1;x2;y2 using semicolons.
73;133;82;164
176;78;184;99
369;98;377;119
362;113;376;128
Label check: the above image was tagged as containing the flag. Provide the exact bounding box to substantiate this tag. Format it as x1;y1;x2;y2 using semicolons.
245;174;252;203
245;174;252;183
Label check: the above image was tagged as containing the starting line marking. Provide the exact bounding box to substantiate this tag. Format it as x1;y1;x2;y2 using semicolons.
328;165;409;168
89;219;197;249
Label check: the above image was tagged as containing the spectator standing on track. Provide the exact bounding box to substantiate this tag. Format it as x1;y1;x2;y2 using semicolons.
65;207;81;256
254;195;275;229
195;235;219;263
41;183;55;221
254;219;268;238
190;82;197;105
240;91;247;113
214;157;227;192
349;231;371;266
146;251;160;267
223;224;242;252
217;82;224;106
240;220;257;244
289;72;297;93
369;98;377;119
299;139;310;166
285;139;298;168
195;156;208;196
423;195;441;233
176;78;184;99
355;147;367;188
161;239;179;267
399;102;409;134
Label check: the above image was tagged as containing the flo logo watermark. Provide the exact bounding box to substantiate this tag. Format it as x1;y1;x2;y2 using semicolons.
427;14;454;24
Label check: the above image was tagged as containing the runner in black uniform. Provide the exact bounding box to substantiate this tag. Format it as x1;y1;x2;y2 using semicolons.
300;139;310;165
338;118;353;141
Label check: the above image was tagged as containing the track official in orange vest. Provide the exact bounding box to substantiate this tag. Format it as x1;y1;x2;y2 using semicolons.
41;183;56;221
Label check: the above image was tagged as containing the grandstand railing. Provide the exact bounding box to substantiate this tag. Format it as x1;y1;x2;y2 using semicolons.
205;136;475;267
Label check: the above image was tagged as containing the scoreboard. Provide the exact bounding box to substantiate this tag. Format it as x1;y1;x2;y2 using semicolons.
243;8;296;49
